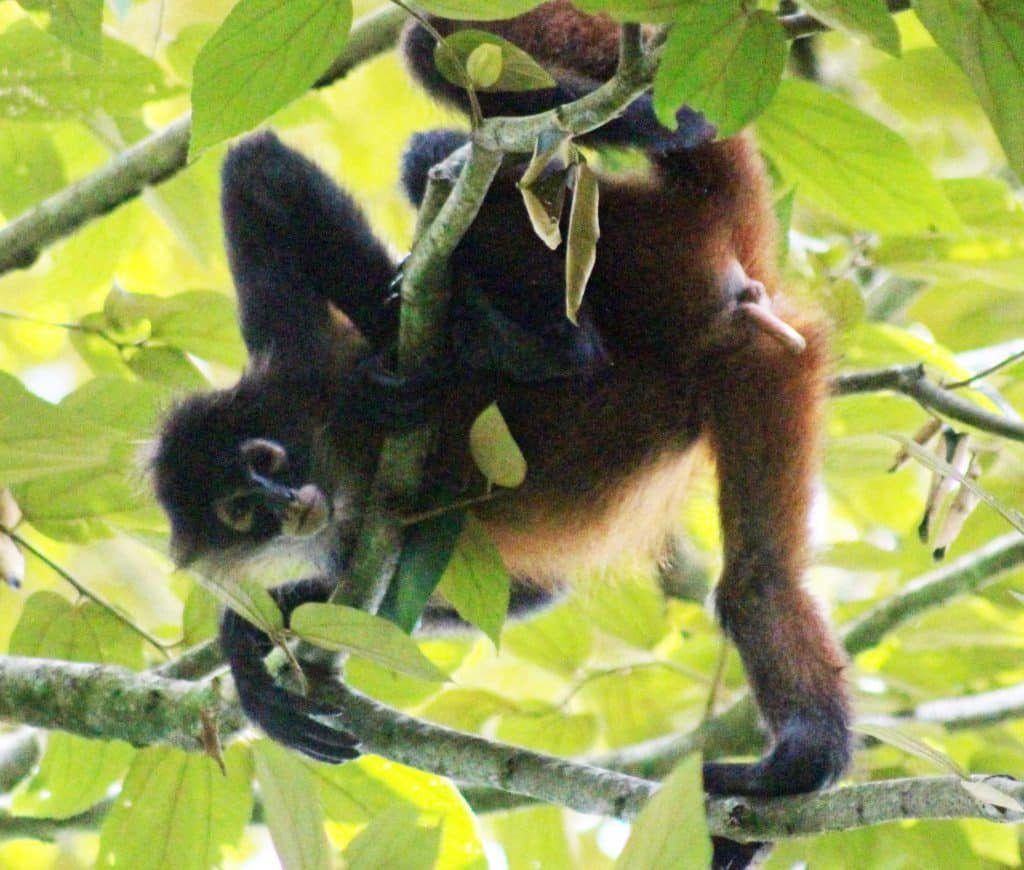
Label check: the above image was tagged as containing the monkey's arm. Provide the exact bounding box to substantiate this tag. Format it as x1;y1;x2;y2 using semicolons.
703;323;852;797
219;577;360;763
221;131;396;351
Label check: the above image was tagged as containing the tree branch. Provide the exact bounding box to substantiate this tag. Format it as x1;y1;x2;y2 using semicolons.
831;365;1024;443
3;656;1022;843
0;656;245;751
842;532;1024;655
0;6;407;276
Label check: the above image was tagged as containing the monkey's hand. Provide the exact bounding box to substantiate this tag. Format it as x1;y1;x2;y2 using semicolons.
219;577;359;763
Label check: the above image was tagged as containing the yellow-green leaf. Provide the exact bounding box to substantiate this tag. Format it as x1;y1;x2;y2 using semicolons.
654;4;786;136
756;80;961;234
437;515;511;647
291;602;449;682
799;0;901;56
253;740;331;870
565;160;600;325
469;402;528;488
616;754;712;870
190;0;352;156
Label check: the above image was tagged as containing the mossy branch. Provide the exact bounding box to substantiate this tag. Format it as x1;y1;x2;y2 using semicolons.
3;656;1023;843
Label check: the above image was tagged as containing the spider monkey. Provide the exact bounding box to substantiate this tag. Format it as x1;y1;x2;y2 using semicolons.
151;1;850;862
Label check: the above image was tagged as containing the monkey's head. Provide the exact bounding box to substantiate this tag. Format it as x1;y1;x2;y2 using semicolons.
149;373;333;570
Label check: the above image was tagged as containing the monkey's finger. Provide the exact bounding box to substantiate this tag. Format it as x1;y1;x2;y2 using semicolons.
246;686;360;763
738;302;807;355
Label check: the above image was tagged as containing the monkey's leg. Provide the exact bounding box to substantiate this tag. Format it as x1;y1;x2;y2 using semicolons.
220;576;360;764
703;321;851;797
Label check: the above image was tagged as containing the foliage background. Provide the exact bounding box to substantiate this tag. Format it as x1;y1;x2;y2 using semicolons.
0;0;1023;867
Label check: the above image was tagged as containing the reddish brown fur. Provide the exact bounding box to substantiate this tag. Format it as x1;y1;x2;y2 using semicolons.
423;1;851;784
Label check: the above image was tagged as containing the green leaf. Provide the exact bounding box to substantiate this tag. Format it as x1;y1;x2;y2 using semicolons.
48;0;104;59
855;722;965;776
202;579;285;636
0;22;175;121
9;592;141;819
291;603;449;682
496;709;598;755
798;0;900;56
343;805;443;870
126;346;208;388
437;515;511;647
12;734;134;819
0;126;66;218
0;372;115;484
469;402;527;488
414;1;543;20
103;287;245;367
616;755;711;870
654;4;786;137
382;509;466;633
572;0;686;22
98;746;253;870
756;80;961;234
183;584;219;645
565;160;600;326
190;0;353;156
435;30;555;92
916;0;1024;179
252;741;331;870
466;43;503;89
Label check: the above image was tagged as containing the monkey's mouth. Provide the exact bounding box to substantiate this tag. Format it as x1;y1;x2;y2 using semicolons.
279;484;331;537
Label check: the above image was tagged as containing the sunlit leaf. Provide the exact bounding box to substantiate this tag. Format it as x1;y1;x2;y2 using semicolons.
291;602;449;682
415;0;543;20
799;0;900;56
437;515;511;647
654;3;786;136
190;0;353;155
616;754;712;870
252;740;331;870
343;805;442;870
435;29;555;92
0;22;175;121
469;402;527;488
916;0;1024;178
48;0;104;59
756;80;961;234
98;746;253;870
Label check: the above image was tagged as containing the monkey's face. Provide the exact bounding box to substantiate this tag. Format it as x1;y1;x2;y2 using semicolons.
149;385;332;571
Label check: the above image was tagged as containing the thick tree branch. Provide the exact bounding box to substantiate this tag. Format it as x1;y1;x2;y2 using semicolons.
334;142;502;616
831;365;1024;443
0;656;245;752
0;6;407;276
3;656;1022;843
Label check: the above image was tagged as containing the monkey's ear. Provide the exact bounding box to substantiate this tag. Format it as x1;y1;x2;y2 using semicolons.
221;132;396;356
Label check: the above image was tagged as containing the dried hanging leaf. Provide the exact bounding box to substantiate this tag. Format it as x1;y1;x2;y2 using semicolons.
520;167;569;250
565;160;600;326
933;452;982;560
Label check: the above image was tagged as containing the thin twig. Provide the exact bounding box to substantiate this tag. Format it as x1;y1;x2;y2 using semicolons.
831;365;1024;443
3;526;170;657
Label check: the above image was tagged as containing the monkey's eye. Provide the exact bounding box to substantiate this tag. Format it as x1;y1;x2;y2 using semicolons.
240;438;288;477
214;493;257;533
